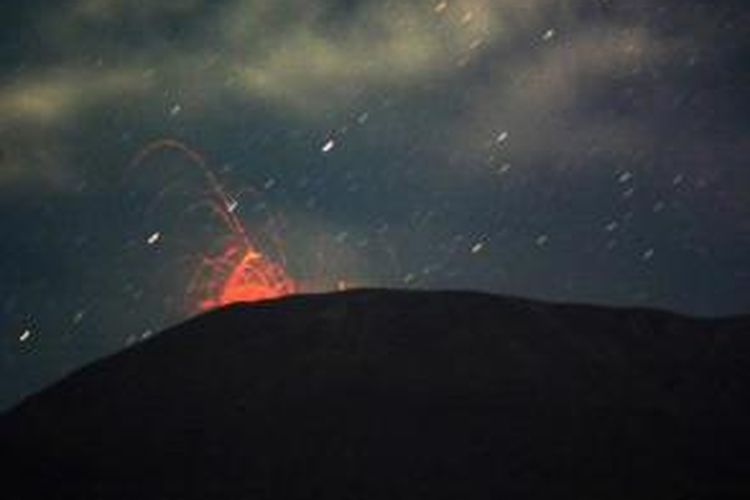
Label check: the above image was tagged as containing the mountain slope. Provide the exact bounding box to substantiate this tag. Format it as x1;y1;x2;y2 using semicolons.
2;289;749;499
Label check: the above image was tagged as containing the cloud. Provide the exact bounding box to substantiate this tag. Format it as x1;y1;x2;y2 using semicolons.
70;0;203;20
221;0;503;112
0;67;154;125
0;65;155;189
1;0;577;126
0;0;735;190
447;22;688;171
0;0;512;189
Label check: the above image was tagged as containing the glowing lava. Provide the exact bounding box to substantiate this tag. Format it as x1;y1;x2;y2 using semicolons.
195;242;297;311
131;139;297;312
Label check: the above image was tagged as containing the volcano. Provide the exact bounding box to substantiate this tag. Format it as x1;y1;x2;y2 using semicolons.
2;290;749;499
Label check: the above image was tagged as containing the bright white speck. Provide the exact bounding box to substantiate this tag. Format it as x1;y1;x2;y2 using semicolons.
141;329;154;340
497;163;512;175
495;131;509;144
434;1;448;13
542;29;556;41
471;242;485;254
642;249;655;261
536;235;549;246
19;329;31;342
618;171;633;183
357;112;369;124
73;310;85;324
147;232;161;245
321;139;336;153
334;231;349;243
403;273;416;284
226;199;239;213
169;104;182;117
469;38;483;50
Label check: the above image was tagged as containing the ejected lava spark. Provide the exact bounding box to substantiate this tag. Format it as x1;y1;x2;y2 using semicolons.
130;139;297;312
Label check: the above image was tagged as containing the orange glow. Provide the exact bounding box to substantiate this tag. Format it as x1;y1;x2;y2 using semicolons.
195;242;297;311
131;138;297;312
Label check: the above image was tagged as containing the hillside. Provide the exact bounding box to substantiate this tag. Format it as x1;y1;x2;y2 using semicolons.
2;289;749;499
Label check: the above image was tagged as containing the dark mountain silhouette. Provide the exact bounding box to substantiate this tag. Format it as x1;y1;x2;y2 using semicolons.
2;289;749;499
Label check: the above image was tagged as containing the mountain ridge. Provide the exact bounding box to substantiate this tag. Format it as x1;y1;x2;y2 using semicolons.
2;289;749;499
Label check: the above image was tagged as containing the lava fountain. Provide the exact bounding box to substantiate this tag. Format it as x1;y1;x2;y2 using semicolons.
130;139;297;312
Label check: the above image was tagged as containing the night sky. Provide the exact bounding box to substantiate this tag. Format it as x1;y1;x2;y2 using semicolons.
1;0;748;409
